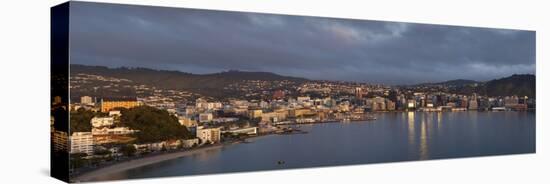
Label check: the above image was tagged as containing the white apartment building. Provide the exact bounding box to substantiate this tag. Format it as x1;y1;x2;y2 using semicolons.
222;127;258;135
91;117;114;128
91;127;139;135
70;132;94;155
108;110;121;117
80;96;93;105
196;127;221;144
181;138;199;148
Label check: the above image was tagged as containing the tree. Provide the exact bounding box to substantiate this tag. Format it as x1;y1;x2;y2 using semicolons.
120;144;136;157
94;149;112;156
69;153;88;169
69;109;106;132
120;106;193;143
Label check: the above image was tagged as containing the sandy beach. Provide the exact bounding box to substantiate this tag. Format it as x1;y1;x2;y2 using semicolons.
72;144;225;182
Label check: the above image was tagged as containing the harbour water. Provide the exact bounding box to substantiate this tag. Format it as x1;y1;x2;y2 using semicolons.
94;111;535;181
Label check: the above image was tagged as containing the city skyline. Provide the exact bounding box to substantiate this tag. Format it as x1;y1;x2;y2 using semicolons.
69;2;535;85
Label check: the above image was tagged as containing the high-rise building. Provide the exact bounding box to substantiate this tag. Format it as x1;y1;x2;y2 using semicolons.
468;99;478;110
386;99;396;111
355;87;363;99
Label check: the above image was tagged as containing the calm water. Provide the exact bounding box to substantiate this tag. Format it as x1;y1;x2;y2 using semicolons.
94;111;535;181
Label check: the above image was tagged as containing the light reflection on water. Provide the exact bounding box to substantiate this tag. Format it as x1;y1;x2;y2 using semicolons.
407;111;415;155
419;114;429;160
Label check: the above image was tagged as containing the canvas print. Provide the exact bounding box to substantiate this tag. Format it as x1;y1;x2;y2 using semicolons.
51;1;536;183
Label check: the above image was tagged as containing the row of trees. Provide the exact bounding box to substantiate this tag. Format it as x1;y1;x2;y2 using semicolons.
69;108;106;132
119;106;193;144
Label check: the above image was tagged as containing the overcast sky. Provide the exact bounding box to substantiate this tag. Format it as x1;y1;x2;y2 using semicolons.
69;2;535;85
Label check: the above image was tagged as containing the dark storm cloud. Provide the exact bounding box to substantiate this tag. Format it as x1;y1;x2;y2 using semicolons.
69;1;535;85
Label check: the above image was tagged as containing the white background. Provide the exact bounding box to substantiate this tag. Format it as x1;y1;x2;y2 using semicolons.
0;0;548;183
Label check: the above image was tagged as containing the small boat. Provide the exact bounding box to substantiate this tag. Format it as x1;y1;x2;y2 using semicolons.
277;160;286;165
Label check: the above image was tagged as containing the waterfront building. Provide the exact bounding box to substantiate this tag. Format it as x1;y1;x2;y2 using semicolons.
134;141;166;153
222;127;258;135
181;138;199;148
372;97;386;111
196;127;221;144
460;98;469;108
70;132;94;155
504;96;520;107
469;99;479;110
261;112;283;123
407;99;416;110
446;102;457;107
386;100;396;111
290;108;314;118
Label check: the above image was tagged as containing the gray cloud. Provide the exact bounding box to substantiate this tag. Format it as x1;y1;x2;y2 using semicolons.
69;1;535;85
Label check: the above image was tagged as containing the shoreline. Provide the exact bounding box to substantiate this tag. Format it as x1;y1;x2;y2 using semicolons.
71;133;278;182
72;141;235;182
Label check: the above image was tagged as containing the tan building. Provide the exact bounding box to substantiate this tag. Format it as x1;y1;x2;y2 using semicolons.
261;111;288;123
178;116;198;127
248;109;263;119
100;98;140;112
289;108;314;118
